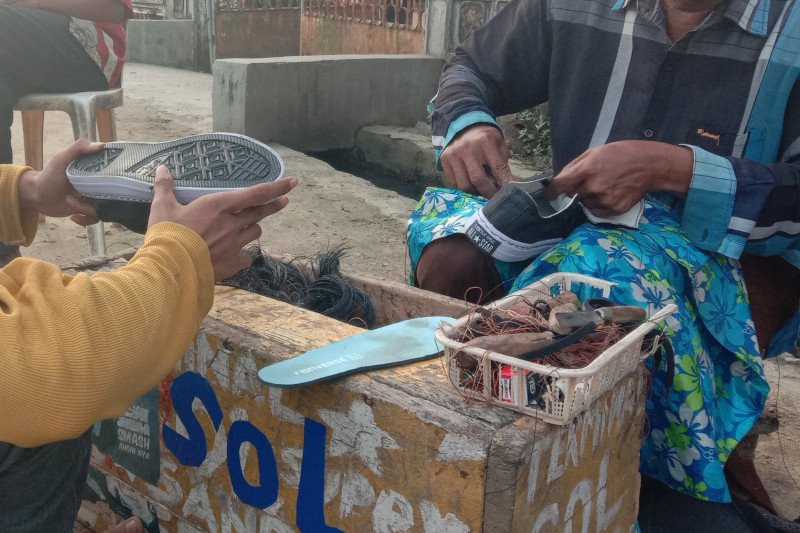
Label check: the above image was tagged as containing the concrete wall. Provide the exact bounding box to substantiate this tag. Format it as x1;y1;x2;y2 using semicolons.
300;16;424;55
212;55;444;152
215;10;301;59
424;0;451;56
126;19;199;70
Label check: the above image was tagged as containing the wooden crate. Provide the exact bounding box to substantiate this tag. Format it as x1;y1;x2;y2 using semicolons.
68;255;647;532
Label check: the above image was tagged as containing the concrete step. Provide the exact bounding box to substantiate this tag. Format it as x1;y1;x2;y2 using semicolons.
355;123;540;190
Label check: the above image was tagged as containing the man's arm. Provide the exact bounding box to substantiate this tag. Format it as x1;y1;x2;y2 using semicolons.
547;127;800;265
679;79;800;263
430;0;551;196
1;0;131;23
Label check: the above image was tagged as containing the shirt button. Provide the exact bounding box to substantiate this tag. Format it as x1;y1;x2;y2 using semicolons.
643;128;654;138
663;63;673;72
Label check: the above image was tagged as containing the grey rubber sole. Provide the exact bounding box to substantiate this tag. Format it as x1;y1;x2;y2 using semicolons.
66;133;285;204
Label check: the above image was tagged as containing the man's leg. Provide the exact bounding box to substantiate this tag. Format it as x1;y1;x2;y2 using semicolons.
740;254;800;351
416;234;506;303
0;6;108;98
0;76;15;164
0;6;108;266
0;429;93;532
723;255;800;517
0;76;21;266
0;6;107;164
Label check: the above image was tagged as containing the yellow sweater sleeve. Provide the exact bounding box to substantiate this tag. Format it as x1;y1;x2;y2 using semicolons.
0;168;215;447
0;165;39;246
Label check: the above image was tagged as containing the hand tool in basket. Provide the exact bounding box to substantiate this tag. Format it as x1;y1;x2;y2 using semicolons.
552;299;647;329
522;298;647;362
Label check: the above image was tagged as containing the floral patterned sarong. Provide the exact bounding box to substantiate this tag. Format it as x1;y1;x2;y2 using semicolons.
407;187;772;502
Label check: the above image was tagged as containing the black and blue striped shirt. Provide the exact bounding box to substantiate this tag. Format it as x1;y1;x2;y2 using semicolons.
430;0;800;268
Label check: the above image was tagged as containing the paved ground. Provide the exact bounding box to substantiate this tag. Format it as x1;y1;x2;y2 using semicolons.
10;63;418;281
12;63;800;527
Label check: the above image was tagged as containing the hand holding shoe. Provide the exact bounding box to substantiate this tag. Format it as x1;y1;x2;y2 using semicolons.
147;165;298;281
546;141;693;218
440;124;514;198
17;138;101;226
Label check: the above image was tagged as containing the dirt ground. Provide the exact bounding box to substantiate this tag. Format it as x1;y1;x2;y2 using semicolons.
756;356;800;519
11;63;417;281
12;63;800;523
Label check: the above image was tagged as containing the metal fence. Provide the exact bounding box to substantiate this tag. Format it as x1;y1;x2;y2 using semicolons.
217;0;301;11
304;0;424;31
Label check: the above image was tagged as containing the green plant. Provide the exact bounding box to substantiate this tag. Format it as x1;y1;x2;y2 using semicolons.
509;105;552;169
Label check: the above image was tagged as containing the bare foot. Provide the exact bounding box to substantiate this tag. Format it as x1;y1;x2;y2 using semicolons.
103;516;144;533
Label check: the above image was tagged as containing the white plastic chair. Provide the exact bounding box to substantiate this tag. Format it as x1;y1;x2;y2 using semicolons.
14;88;124;257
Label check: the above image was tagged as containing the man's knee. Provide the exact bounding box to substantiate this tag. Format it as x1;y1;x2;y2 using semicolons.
416;235;504;302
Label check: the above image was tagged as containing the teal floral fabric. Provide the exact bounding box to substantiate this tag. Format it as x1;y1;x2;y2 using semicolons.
407;187;772;502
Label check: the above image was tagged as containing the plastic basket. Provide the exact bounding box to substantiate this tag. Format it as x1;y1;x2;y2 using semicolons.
435;273;677;425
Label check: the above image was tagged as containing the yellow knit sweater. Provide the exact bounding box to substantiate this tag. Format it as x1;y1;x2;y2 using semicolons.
0;165;214;447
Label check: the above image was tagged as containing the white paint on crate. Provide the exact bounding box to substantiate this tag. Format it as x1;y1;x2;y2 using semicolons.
231;351;261;397
564;479;593;533
420;500;471;532
197;423;227;479
319;399;399;475
279;447;303;487
437;433;486;462
259;513;294;533
324;469;343;505
339;469;376;518
268;388;305;425
597;454;622;530
210;344;232;389
182;483;218;531
219;497;256;532
526;373;641;531
532;503;560;533
104;475;158;524
373;490;415;532
145;458;184;507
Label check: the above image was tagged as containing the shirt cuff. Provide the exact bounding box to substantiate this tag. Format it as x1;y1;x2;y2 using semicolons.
680;145;741;257
0;165;39;247
433;111;499;171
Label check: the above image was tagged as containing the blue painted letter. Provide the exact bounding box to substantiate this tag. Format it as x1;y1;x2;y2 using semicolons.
227;420;280;509
162;371;223;467
297;418;344;532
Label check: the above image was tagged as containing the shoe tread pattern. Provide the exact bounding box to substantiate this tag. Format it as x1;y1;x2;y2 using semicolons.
125;138;279;187
71;148;123;173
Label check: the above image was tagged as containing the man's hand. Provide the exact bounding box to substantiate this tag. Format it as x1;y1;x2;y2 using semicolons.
17;138;101;225
440;124;513;198
148;166;298;281
546;141;694;218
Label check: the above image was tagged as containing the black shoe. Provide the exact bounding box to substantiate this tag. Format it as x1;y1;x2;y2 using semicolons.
465;172;586;262
67;133;284;205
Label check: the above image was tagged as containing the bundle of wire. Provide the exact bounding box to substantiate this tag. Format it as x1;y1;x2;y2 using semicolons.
221;245;376;328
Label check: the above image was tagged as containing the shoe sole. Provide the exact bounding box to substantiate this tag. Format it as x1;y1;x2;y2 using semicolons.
66;133;285;204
